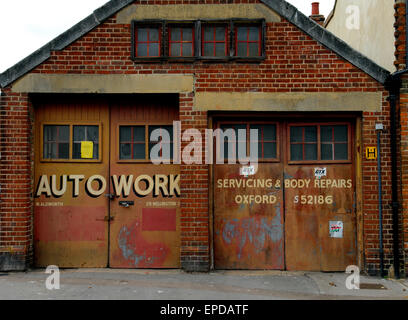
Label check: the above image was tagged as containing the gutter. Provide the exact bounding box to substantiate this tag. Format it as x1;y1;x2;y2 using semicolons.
384;67;407;279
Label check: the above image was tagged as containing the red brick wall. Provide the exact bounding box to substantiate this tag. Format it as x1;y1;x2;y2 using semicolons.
0;90;34;270
0;0;398;273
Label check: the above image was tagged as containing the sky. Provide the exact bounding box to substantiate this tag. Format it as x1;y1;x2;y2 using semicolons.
0;0;335;73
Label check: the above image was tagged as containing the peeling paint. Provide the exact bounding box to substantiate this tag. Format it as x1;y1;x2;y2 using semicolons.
118;223;168;267
221;207;283;260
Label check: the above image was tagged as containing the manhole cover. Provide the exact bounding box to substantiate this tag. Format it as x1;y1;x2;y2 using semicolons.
359;283;387;290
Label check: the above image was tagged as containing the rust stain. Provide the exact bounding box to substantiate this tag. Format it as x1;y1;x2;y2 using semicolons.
118;222;169;268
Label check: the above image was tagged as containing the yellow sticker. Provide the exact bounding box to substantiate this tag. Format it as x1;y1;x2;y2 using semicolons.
365;147;377;160
81;141;94;159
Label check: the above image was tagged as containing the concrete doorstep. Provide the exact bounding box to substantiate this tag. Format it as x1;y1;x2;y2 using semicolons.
0;269;407;300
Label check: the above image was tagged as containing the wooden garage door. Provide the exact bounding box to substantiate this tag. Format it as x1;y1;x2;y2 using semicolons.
108;95;181;268
34;95;110;267
34;94;180;268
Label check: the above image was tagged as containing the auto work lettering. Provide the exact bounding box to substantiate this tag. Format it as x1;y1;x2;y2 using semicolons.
35;174;180;198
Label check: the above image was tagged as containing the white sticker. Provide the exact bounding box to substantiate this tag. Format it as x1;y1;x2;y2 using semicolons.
240;166;256;177
329;221;344;238
314;167;327;179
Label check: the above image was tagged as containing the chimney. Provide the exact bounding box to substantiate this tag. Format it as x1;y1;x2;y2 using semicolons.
309;2;325;26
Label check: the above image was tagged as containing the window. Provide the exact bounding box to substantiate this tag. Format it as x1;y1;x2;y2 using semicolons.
202;25;228;57
251;124;277;160
134;27;161;57
289;124;350;163
235;25;262;57
218;122;278;162
119;126;146;160
149;125;174;160
169;26;194;57
118;124;173;161
73;125;99;160
131;19;265;62
43;125;69;159
42;124;101;161
321;125;348;161
290;126;318;161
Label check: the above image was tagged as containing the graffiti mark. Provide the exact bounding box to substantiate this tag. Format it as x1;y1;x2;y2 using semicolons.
118;223;168;267
221;205;283;260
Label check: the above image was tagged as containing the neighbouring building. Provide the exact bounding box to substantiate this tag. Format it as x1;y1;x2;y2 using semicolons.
325;0;396;73
0;0;405;277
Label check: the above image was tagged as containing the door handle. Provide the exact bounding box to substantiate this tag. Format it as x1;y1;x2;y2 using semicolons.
96;216;114;222
105;193;115;200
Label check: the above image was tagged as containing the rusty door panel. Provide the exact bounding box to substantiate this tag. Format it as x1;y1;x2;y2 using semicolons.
108;95;181;268
214;163;284;270
34;96;110;268
284;165;357;271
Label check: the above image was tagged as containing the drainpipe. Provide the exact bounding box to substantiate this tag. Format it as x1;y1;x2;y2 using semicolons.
385;73;402;279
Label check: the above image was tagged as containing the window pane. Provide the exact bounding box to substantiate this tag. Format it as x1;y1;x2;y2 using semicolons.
73;126;85;141
250;125;262;141
137;43;148;57
321;144;333;160
120;127;132;142
149;43;159;57
149;28;159;42
204;27;213;41
183;28;193;41
93;144;99;160
237;42;247;56
334;126;348;142
321;126;333;142
305;144;317;160
44;143;56;159
203;43;214;56
290;127;303;143
138;28;148;41
162;126;173;139
291;144;303;161
182;43;193;56
133;144;146;160
170;43;181;56
263;142;276;159
59;126;70;142
215;43;225;56
133;127;145;142
58;143;69;159
120;143;132;160
248;27;260;41
305;126;317;142
334;143;348;160
215;27;226;41
237;27;247;41
263;124;276;141
248;43;259;56
86;126;99;142
44;126;56;142
171;28;181;41
73;143;81;159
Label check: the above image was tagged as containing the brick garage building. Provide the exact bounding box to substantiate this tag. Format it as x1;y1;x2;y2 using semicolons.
0;0;404;276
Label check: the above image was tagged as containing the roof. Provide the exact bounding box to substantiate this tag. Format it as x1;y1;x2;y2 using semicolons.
0;0;390;88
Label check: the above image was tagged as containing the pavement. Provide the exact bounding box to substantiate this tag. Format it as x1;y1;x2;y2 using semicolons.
0;269;407;300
